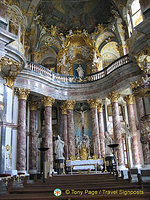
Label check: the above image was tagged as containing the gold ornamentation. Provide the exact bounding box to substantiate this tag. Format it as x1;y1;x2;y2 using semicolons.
80;146;88;160
4;77;16;88
70;156;76;161
61;104;67;114
15;88;30;100
92;154;98;159
42;96;55;107
107;91;120;103
66;100;75;110
29;101;40;111
124;94;134;105
87;98;99;109
97;104;103;112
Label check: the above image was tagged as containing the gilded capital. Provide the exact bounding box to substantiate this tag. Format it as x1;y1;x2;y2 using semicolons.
87;98;99;109
4;77;16;88
15;88;30;100
65;100;75;110
97;104;103;112
42;96;55;107
30;101;39;111
124;94;134;105
61;104;67;114
107;91;120;103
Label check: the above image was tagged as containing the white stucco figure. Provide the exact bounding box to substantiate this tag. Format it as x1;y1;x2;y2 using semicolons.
55;135;64;159
76;64;84;78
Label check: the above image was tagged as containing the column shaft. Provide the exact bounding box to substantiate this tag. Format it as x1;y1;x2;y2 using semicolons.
17;99;27;171
67;109;75;158
29;109;37;172
62;114;68;159
111;102;124;166
98;105;105;158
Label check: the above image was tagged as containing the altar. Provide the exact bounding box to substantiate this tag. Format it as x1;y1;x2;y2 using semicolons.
66;159;103;174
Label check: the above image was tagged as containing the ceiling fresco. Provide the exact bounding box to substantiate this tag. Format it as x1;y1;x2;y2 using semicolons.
37;0;112;35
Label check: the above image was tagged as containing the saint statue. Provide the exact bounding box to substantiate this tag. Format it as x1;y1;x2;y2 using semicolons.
76;64;84;78
55;135;64;159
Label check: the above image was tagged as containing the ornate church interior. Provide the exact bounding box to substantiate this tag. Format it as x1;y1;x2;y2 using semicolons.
0;0;150;199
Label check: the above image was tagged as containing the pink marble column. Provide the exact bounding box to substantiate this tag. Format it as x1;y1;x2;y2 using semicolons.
97;104;105;158
42;97;55;170
15;88;30;171
124;95;141;166
108;92;125;168
61;104;68;159
66;100;75;159
29;102;38;173
88;99;100;157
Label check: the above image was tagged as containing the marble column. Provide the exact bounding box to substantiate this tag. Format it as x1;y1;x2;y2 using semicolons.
15;88;30;172
42;96;55;171
66;100;75;159
61;103;68;159
108;91;125;169
87;98;100;157
29;102;38;174
124;94;141;167
97;104;105;158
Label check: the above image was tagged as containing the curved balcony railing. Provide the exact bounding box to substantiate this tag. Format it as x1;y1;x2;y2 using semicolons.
25;54;131;84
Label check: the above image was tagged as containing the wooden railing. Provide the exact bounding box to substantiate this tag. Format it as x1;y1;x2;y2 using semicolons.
25;55;130;84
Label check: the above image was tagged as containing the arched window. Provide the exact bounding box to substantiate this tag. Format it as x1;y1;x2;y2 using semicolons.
127;0;143;37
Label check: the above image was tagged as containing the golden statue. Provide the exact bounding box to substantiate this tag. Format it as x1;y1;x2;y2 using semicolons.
80;146;88;160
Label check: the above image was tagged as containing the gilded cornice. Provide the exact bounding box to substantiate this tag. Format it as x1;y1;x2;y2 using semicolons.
97;104;103;112
15;88;30;100
65;100;75;110
61;104;67;114
42;96;55;107
87;98;99;109
29;101;40;111
107;91;120;103
124;94;134;105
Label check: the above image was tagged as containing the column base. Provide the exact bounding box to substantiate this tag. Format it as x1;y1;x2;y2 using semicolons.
118;165;127;170
142;164;150;169
28;169;38;174
133;164;142;169
17;170;29;176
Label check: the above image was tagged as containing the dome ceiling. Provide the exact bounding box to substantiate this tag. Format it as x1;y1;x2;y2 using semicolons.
37;0;112;35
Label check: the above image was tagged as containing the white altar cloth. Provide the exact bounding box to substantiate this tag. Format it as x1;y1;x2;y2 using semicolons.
66;159;103;167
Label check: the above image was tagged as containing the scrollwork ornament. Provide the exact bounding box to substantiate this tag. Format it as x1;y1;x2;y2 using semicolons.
15;88;30;100
107;91;120;103
87;98;99;109
65;100;75;110
42;96;55;107
124;94;134;105
61;104;67;114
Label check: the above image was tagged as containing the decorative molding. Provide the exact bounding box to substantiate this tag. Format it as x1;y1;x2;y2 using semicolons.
65;100;75;110
97;104;103;112
87;98;99;109
107;91;120;103
41;96;55;107
29;101;40;111
124;94;134;105
15;88;30;100
61;104;67;114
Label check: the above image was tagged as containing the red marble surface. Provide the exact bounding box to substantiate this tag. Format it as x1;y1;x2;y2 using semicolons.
91;108;100;157
127;104;141;165
17;99;26;171
62;114;68;159
67;109;75;159
98;110;105;158
112;102;125;166
44;106;53;168
29;110;37;171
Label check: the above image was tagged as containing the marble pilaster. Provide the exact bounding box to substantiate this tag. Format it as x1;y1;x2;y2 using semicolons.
15;88;30;171
29;102;38;173
66;100;75;159
42;96;55;170
108;91;125;168
61;104;68;159
97;104;105;158
87;98;100;157
124;94;141;167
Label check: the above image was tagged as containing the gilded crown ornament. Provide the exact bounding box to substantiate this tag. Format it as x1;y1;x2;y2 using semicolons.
42;96;55;107
107;91;120;103
15;88;30;100
65;100;75;110
124;94;134;105
87;98;99;109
